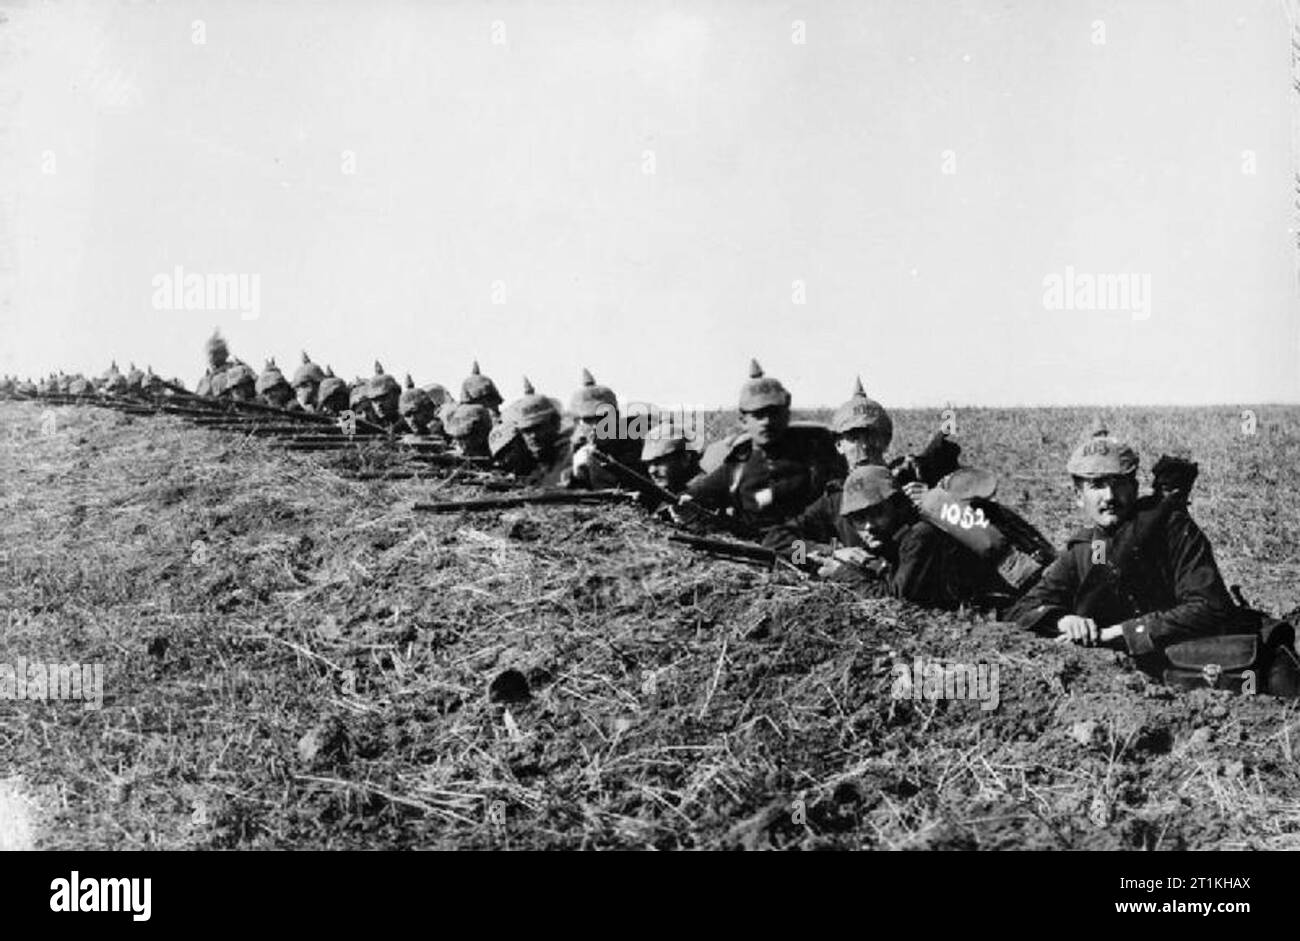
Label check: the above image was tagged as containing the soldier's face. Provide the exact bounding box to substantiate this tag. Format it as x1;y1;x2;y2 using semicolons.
837;430;885;467
647;452;692;493
401;411;426;435
1075;474;1138;529
229;383;253;401
454;431;490;457
574;415;599;444
521;418;560;458
373;391;400;422
208;350;228;370
295;384;317;409
848;501;901;550
264;386;292;407
740;405;789;447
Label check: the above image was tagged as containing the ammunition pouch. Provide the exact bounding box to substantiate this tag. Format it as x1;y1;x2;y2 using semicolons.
1161;616;1298;697
1162;635;1261;693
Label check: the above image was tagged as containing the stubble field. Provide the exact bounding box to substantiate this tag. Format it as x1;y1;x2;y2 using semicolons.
2;400;1299;850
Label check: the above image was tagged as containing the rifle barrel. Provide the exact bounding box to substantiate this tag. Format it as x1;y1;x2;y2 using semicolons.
414;488;624;513
667;532;778;565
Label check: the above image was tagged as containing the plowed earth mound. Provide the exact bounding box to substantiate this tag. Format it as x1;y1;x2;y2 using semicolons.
2;402;1299;849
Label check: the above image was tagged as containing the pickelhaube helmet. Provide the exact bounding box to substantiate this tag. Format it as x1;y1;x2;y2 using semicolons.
398;374;433;416
444;403;493;438
738;359;790;412
461;360;502;410
69;377;93;395
256;358;290;395
569;368;618;419
367;360;400;400
141;367;165;393
512;376;560;431
831;377;893;446
124;362;145;390
839;464;899;517
292;351;325;388
225;360;257;392
422;382;455;407
1066;425;1139;479
317;367;348;411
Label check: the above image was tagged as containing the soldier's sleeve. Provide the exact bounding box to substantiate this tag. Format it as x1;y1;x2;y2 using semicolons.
685;462;732;511
761;490;838;552
1116;511;1239;657
1007;548;1080;634
887;523;953;606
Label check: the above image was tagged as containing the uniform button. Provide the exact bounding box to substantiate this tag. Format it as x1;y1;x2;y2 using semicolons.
1135;624;1145;633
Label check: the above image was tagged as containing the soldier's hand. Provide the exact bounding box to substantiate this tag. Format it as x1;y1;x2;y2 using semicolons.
817;558;846;579
901;481;929;507
1056;615;1101;646
1098;625;1125;647
752;488;774;510
832;546;872;567
572;444;599;476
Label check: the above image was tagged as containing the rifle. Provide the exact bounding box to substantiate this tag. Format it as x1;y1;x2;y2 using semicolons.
38;392;156;415
342;470;518;489
587;449;756;538
667;533;811;576
414;488;628;513
153;380;388;434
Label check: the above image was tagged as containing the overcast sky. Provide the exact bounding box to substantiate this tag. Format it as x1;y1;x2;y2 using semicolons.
2;0;1297;407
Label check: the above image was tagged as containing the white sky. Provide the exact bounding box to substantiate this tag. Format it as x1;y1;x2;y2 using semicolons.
2;0;1297;407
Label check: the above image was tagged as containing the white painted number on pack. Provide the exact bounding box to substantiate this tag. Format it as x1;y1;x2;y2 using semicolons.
941;502;988;530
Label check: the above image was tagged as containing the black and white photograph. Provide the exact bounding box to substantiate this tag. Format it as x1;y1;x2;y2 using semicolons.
0;0;1298;913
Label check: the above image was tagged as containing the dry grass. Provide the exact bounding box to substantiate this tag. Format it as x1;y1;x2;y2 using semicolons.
2;400;1300;849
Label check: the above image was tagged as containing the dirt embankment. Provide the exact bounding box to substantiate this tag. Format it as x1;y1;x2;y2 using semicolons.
2;401;1299;849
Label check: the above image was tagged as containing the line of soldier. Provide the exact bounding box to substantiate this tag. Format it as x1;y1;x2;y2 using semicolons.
7;329;1298;697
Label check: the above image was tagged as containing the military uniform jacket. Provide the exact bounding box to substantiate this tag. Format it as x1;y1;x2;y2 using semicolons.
1009;497;1247;659
571;437;644;491
858;518;1004;609
686;427;845;533
760;480;864;554
520;437;576;489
